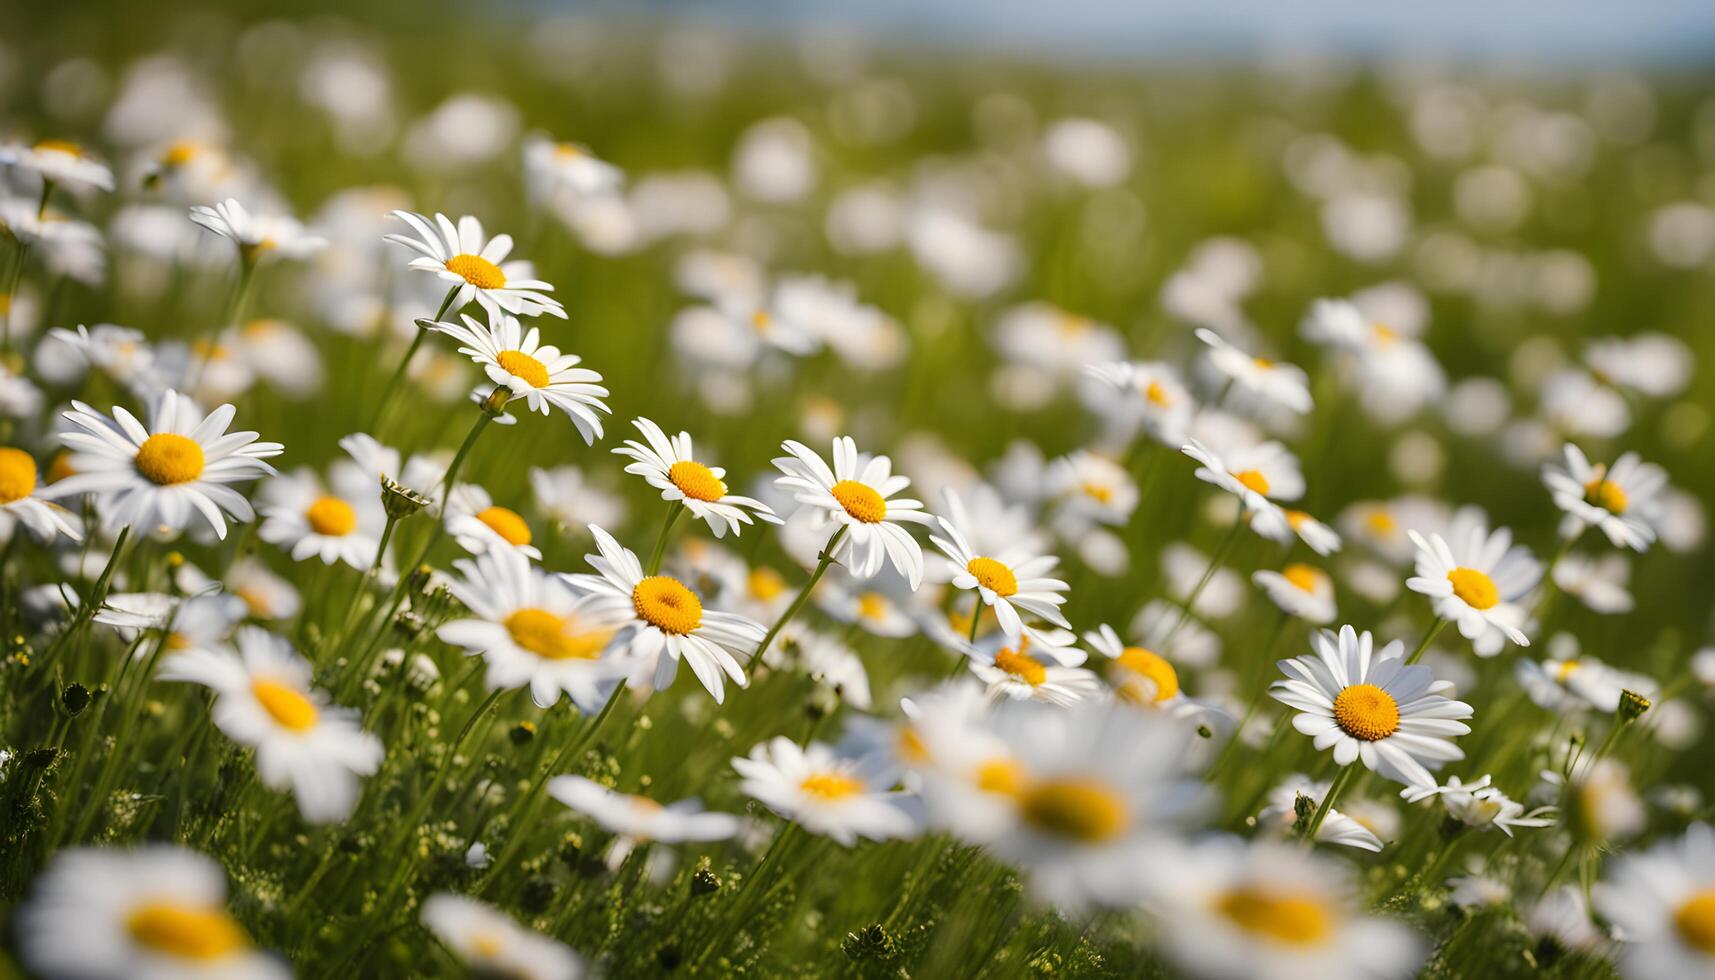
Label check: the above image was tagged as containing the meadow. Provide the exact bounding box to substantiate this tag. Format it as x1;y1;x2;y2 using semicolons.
1;5;1714;978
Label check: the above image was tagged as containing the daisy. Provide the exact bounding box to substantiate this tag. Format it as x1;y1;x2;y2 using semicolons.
17;845;288;980
439;547;628;711
771;437;933;588
523;135;625;201
1515;652;1654;714
930;497;1069;638
614;417;781;537
1252;564;1337;624
422;894;583;980
256;462;387;569
189;198;325;261
814;572;917;638
983;702;1210;909
966;631;1102;707
1257;775;1385;852
1182;437;1304;542
529;464;627;531
0;446;81;542
0;138;116;192
1594;823;1715;979
1400;775;1555;836
227;558;300;621
385;210;566;319
547;775;739;844
95;592;245;659
561;525;766;704
1270;625;1473;789
1405;517;1540;653
1195;327;1314;415
446;484;543;561
733;736;917;845
429;309;608;441
1542;443;1666;551
47;390;283;540
1551;552;1634;614
1043;449;1137;529
1283;508;1343;556
1081;624;1183;710
1152;837;1424;980
158;627;383;823
1084;360;1195;446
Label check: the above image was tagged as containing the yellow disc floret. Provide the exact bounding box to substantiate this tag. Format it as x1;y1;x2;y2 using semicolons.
1332;683;1401;742
993;647;1046;687
0;447;38;504
1215;887;1333;946
125;901;248;960
250;679;319;732
1018;777;1128;843
134;433;205;486
1447;567;1499;610
305;496;357;537
445;253;506;290
1674;889;1715;953
1585;477;1628;514
668;460;727;502
800;772;864;800
477;506;533;547
504;607;609;661
496;349;550;388
1114;647;1179;704
1282;563;1323;594
631;575;703;635
1233;469;1270;496
966;556;1019;597
829;479;886;523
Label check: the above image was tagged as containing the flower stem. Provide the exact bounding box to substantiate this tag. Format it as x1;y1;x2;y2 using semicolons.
1301;762;1357;845
369;284;459;433
1405;617;1448;666
645;503;684;576
1165;505;1244;643
746;526;848;673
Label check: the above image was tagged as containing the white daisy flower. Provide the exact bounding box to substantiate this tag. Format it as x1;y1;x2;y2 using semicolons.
384;210;566;319
1152;837;1424;980
1585;332;1693;399
95;592;244;659
1043;449;1137;529
158;627;382;823
17;845;289;980
547;775;739;844
614;417;780;538
1551;552;1634;614
429;310;609;442
1541;443;1666;551
0;138;116;192
1400;774;1555;836
523;135;625;202
1514;653;1654;714
1257;774;1385;852
1405;518;1540;653
0;445;81;542
732;736;917;846
561;525;766;704
47;390;283;540
1594;823;1715;979
440;547;630;711
529;464;627;532
256;462;386;569
227;557;300;621
1195;327;1313;415
188;198;325;261
446;484;542;561
1283;508;1343;556
814;571;917;638
1081;624;1229;733
966;632;1102;707
422;893;584;980
1182;437;1304;542
771;437;933;588
930;494;1069;639
1270;625;1473;790
1252;564;1337;624
1085;359;1196;446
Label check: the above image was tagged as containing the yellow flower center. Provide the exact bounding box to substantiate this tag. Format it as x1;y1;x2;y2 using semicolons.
305;496;357;537
1233;469;1270;496
134;433;205;486
1081;481;1114;504
1055;313;1090;336
1282;563;1323;594
829;479;886;524
1364;509;1397;535
1114;647;1179;704
555;143;585;159
1584;477;1628;514
125;901;248;960
975;757;1026;796
1447;567;1499;610
504;607;610;660
163;141;200;166
1144;381;1171;407
477;506;532;547
34;139;83;156
1018;777;1128;843
966;556;1019;597
897;725;930;764
993;647;1047;687
1252;356;1275;370
1554;659;1582;682
1332;683;1401;741
0;447;38;504
250;679;319;732
856;592;888;622
47;453;76;483
445;253;506;290
471;932;506;958
1215;887;1333;946
631;575;703;635
236;586;272;618
748;566;786;602
668;460;727;502
1674;890;1715;953
750;310;773;333
800;771;864;800
1372;323;1399;345
496;349;550;388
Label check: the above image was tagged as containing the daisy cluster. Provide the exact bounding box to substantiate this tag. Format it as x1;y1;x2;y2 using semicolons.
0;12;1712;980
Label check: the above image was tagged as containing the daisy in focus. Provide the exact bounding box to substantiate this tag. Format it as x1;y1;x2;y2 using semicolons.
929;500;1070;638
562;525;766;704
17;845;288;980
771;437;933;588
1400;775;1555;837
422;893;584;980
256;462;387;569
385;210;566;318
966;631;1103;707
614;417;781;537
1405;514;1540;654
159;627;383;823
430;310;609;441
733;736;916;845
48;390;283;539
1182;437;1304;542
446;485;544;560
1542;443;1666;551
1270;625;1473;789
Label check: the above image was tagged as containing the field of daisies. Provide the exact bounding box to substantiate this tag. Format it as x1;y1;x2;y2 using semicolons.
2;8;1715;980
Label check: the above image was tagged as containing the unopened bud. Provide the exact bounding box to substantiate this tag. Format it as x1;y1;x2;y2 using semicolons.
381;476;430;520
1617;689;1651;724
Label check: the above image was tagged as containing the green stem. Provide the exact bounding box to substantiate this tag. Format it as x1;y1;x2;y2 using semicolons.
746;526;848;673
1301;762;1357;845
1405;617;1448;666
1165;505;1244;643
645;503;684;576
370;285;459;433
